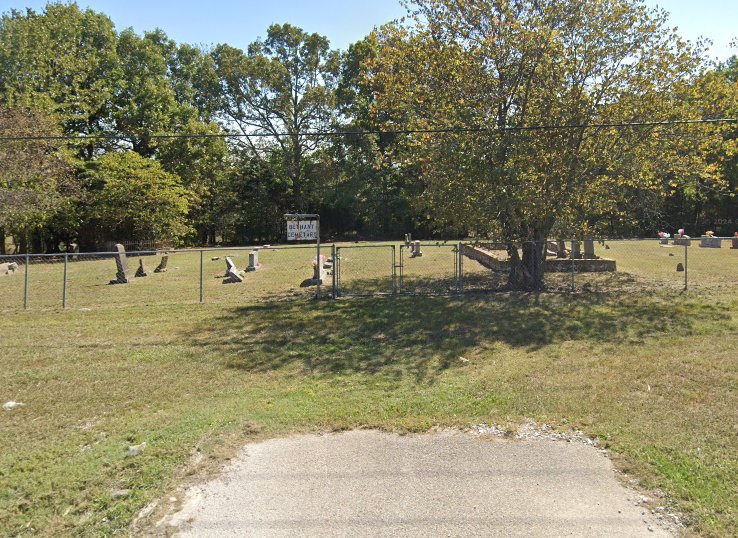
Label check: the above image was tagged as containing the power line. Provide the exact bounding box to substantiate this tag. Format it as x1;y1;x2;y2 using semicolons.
1;117;737;142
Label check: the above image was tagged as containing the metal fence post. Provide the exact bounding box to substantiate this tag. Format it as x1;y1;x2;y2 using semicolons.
24;252;29;309
62;253;68;309
398;245;403;294
391;245;397;295
453;244;458;294
199;249;204;303
570;240;576;292
684;243;688;291
316;233;321;300
331;244;337;299
459;243;464;294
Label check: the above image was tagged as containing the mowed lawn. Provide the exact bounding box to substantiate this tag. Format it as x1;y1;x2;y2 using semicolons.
0;241;737;536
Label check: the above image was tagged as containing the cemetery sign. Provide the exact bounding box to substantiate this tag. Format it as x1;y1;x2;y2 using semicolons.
285;213;323;298
286;218;318;241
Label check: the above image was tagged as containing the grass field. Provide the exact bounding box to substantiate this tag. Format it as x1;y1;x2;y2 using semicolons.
2;239;736;310
1;240;737;536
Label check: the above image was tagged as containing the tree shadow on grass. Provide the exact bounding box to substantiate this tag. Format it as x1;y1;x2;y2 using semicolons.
183;286;731;383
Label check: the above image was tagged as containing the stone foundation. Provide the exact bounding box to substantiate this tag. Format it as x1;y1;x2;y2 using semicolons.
544;258;617;272
462;245;509;272
462;245;616;273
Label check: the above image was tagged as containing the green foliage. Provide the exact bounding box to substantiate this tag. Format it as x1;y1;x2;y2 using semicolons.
212;23;340;212
0;106;75;251
369;0;722;287
85;152;192;243
113;29;179;156
0;3;119;158
156;119;232;243
330;36;423;238
0;1;736;251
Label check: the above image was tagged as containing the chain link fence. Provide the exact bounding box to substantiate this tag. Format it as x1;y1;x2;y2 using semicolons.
459;237;738;294
335;244;395;297
399;242;459;295
2;237;737;310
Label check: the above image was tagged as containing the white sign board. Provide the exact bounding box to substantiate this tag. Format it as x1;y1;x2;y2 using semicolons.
287;220;318;241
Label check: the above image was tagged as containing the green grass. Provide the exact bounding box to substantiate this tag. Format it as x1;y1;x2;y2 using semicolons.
1;241;737;536
6;239;736;310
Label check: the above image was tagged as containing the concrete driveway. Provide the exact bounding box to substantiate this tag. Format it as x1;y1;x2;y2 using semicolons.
163;429;674;537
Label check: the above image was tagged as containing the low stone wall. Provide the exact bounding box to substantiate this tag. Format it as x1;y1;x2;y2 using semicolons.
462;245;616;273
462;245;509;272
544;258;617;273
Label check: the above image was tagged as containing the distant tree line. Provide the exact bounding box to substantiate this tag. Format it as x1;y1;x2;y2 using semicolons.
1;1;737;275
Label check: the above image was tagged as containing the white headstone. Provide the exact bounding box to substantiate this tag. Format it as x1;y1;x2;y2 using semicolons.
247;250;260;272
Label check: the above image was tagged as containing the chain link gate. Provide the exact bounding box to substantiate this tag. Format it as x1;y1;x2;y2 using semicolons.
334;244;396;297
398;242;462;295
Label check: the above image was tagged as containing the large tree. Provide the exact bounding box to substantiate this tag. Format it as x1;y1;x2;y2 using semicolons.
0;3;119;159
370;0;720;289
332;36;422;238
212;23;340;212
84;151;191;244
157;119;232;244
0;107;74;253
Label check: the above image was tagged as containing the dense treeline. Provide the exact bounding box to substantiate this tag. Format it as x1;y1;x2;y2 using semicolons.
0;1;736;261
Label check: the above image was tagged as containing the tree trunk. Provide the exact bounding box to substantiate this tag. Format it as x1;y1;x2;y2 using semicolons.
291;134;303;212
18;232;28;255
507;230;547;291
0;226;5;255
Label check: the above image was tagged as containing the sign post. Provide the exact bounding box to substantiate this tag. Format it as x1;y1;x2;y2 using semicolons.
285;213;321;298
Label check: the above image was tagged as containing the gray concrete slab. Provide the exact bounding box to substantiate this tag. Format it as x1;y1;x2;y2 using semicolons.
165;430;673;537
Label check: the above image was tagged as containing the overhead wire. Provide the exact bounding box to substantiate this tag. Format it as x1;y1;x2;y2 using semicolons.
1;117;737;142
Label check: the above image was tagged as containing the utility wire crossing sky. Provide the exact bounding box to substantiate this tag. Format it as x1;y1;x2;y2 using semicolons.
2;118;737;142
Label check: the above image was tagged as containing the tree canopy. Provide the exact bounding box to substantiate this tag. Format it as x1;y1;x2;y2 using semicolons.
84;151;191;242
368;0;734;287
0;0;736;264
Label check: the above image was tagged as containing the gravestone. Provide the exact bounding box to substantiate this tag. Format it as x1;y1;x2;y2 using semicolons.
154;255;168;273
70;242;79;260
699;236;721;248
570;241;582;260
224;256;244;283
405;233;412;247
0;262;18;276
225;256;237;274
109;243;130;284
135;258;148;277
246;250;260;272
556;241;568;258
301;254;328;287
313;254;328;282
546;241;558;257
582;238;597;259
323;256;334;275
410;240;423;258
732;237;738;250
676;262;684;272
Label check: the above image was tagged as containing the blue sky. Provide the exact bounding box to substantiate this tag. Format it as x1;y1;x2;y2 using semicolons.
4;0;737;61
